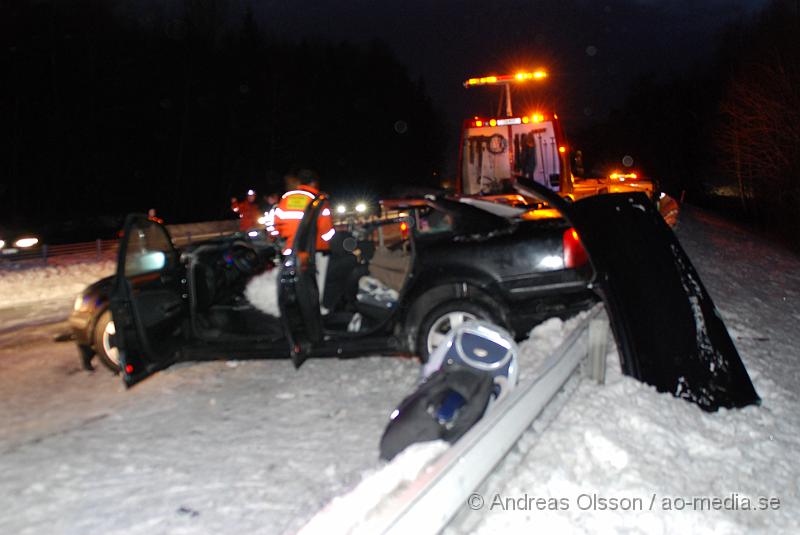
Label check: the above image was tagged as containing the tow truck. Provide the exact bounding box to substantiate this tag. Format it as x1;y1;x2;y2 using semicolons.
457;70;678;224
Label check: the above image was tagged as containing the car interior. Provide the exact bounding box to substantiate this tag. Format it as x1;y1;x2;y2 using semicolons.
170;218;417;342
185;238;284;341
316;218;415;335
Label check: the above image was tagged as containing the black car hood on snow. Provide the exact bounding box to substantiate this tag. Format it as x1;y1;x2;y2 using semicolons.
515;179;759;411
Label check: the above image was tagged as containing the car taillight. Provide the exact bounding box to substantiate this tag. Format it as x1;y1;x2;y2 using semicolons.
563;228;588;268
400;221;409;240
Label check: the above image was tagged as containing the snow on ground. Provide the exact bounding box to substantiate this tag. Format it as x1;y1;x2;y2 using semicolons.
0;257;114;331
1;207;798;534
0;325;419;535
0;257;114;309
444;207;800;534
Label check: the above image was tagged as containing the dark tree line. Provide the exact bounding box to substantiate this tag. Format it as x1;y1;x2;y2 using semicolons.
574;0;800;249
1;1;446;232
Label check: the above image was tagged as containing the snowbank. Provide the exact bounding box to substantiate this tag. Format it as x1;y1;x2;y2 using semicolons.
448;208;800;533
0;259;114;309
300;441;448;535
298;207;800;534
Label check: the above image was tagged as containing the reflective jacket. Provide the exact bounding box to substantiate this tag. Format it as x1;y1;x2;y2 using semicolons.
274;185;334;252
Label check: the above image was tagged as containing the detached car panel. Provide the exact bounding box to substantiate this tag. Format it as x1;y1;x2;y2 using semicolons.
515;178;759;411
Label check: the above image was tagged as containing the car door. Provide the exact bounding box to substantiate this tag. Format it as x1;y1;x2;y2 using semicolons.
110;214;189;387
278;194;325;368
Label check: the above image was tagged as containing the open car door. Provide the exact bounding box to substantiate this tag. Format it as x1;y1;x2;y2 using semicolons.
514;179;759;411
110;214;189;387
278;195;326;368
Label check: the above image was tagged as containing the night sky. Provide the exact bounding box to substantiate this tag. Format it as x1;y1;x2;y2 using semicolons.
1;0;777;239
109;0;768;129
244;0;765;126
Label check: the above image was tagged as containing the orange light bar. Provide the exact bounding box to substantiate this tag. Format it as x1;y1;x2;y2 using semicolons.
464;70;548;87
609;171;639;181
465;75;498;87
470;114;552;128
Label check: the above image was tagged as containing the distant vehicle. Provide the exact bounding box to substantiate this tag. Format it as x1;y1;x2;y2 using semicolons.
0;224;41;258
81;195;594;383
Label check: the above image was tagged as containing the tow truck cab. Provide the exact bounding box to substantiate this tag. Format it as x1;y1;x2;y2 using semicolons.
457;70;658;205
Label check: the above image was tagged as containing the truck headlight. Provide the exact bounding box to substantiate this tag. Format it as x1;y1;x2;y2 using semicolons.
0;239;5;250
74;295;85;311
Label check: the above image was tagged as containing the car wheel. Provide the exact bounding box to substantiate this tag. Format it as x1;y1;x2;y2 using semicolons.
93;310;121;374
417;301;495;362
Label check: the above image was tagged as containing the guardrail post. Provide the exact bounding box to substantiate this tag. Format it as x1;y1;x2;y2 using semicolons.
586;317;609;384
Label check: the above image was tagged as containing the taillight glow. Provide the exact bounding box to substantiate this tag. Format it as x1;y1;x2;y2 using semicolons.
559;146;567;154
400;221;409;240
125;364;134;374
563;228;589;268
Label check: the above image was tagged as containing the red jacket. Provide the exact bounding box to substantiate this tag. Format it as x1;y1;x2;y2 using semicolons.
231;198;262;231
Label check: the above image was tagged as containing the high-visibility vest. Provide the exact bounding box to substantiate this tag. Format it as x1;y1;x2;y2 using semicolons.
274;185;334;252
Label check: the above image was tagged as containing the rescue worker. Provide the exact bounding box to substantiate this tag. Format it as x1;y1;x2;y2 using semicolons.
147;208;164;225
273;169;334;253
231;189;262;232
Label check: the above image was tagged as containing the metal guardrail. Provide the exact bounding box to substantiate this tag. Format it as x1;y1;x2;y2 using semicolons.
348;304;610;535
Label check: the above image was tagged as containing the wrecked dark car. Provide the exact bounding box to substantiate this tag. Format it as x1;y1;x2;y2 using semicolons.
109;183;759;414
109;194;596;386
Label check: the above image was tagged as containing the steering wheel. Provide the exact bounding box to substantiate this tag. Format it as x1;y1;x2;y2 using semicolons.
230;245;259;274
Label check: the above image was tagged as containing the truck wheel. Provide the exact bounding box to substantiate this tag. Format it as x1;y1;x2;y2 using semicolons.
417;301;495;362
93;310;121;374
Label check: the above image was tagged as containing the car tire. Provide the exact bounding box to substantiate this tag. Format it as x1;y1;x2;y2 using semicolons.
93;310;121;374
417;300;496;363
